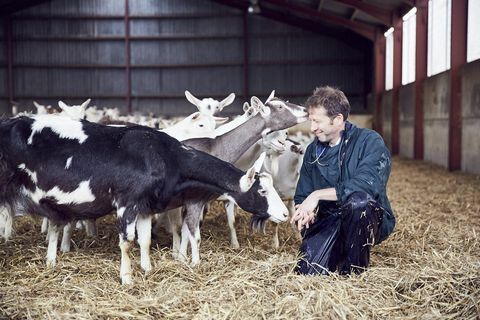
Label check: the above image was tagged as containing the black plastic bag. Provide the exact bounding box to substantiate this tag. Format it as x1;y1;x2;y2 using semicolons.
295;213;342;275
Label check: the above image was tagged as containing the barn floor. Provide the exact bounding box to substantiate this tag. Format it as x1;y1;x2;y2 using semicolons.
0;158;479;319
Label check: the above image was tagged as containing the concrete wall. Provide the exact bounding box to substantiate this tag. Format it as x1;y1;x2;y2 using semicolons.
398;83;415;158
423;71;450;168
461;59;480;174
381;90;393;151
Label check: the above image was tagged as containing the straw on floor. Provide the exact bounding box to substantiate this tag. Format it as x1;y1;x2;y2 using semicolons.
0;157;479;319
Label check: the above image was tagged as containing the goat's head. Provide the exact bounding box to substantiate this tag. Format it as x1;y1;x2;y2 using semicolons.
250;92;308;133
186;112;229;134
261;129;288;154
33;101;55;115
231;152;288;232
58;99;90;120
185;91;235;116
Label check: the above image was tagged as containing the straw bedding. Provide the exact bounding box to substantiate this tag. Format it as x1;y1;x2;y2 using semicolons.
0;157;479;319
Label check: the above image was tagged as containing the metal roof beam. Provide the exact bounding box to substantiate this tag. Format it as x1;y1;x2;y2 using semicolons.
334;0;393;26
261;0;376;41
317;0;326;12
350;8;358;21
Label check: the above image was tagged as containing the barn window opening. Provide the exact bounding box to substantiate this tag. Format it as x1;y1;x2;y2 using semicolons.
402;7;416;85
385;27;394;91
467;0;480;62
427;0;451;77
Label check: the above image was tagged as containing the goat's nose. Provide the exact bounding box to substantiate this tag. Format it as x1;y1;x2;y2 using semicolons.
282;211;288;218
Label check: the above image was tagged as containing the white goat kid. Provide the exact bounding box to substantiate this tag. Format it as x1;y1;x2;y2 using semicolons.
161;111;229;141
58;99;91;120
185;91;235;116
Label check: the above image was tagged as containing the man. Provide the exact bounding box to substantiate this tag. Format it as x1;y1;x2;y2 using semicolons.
291;86;395;275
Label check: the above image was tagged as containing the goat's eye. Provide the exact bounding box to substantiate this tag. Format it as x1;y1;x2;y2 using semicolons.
199;124;204;127
258;189;268;196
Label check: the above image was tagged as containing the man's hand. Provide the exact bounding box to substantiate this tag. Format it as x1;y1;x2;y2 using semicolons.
291;193;320;231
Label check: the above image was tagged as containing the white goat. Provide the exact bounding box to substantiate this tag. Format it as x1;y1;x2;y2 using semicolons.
58;99;91;120
222;129;307;249
161;111;229;141
185;91;235;115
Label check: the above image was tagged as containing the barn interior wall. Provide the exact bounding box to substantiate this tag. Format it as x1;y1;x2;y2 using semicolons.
4;0;371;117
381;90;393;150
422;71;450;168
0;22;8;115
398;82;415;159
461;58;480;175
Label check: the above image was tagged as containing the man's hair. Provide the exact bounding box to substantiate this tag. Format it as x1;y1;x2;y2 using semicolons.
304;86;350;121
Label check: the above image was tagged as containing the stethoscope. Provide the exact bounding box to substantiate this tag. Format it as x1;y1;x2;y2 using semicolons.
308;131;349;182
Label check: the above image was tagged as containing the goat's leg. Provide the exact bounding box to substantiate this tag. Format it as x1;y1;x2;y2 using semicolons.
179;221;189;263
136;214;152;274
46;223;61;267
60;221;74;253
117;207;138;285
184;202;205;267
272;224;280;249
167;209;182;260
40;217;48;234
84;219;97;237
0;205;13;240
225;200;239;249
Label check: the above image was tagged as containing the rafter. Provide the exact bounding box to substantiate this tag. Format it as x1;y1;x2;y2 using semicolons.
334;0;392;26
211;0;370;46
350;8;358;21
317;0;326;12
261;0;376;40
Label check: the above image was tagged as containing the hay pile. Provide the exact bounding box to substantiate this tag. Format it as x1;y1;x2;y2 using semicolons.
1;158;479;319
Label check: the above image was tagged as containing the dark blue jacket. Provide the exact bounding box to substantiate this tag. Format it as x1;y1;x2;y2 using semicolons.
294;122;395;243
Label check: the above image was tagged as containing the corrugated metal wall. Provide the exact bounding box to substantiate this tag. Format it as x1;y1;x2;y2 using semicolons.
0;22;7;114
0;0;371;117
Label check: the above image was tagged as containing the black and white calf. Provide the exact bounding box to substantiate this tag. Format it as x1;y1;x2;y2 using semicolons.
0;114;288;284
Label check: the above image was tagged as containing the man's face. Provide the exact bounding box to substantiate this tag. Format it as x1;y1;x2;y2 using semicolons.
309;106;343;144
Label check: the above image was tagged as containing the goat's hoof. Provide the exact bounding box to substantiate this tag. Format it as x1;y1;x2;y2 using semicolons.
121;274;133;285
141;263;152;274
230;242;240;249
272;241;280;250
46;259;56;268
190;260;200;267
60;245;71;253
177;255;188;264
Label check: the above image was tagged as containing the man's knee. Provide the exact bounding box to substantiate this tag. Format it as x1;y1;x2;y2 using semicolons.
344;191;372;212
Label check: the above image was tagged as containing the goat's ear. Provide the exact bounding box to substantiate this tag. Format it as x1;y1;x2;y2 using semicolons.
213;116;229;124
81;98;91;109
58;100;69;111
191;111;201;120
33;101;41;109
250;96;262;109
253;151;266;173
220;93;235;108
242;102;250;112
266;90;275;103
240;166;257;192
185;90;202;108
251;96;270;117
